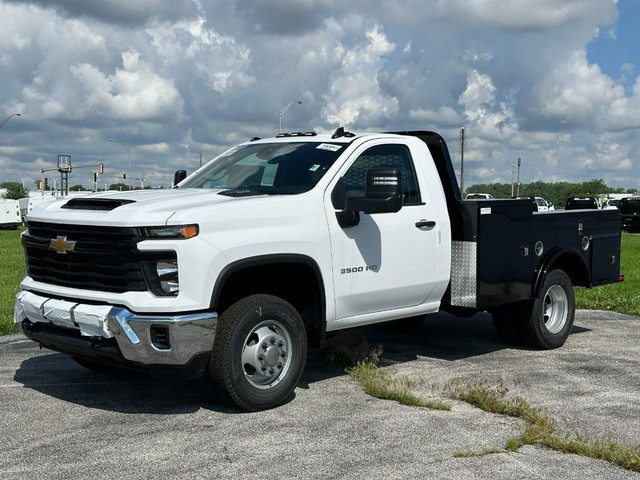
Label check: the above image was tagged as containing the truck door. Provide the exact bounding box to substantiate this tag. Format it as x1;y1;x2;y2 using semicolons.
325;141;450;324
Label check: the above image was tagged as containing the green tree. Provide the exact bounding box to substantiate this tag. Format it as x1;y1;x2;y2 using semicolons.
109;183;131;191
1;182;29;200
69;184;88;191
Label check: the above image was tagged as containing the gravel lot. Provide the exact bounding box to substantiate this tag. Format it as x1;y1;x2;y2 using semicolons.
1;309;639;479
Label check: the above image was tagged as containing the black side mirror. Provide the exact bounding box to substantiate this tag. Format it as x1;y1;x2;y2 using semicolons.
345;168;403;214
173;170;187;186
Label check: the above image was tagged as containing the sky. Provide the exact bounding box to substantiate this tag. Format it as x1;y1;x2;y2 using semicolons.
1;0;639;192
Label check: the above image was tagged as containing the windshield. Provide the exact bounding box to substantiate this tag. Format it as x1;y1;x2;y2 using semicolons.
179;141;345;194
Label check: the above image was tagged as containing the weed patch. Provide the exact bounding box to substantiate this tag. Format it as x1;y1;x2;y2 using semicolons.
447;379;640;472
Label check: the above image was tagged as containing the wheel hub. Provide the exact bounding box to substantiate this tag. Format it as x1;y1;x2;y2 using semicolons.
542;284;568;334
241;320;292;389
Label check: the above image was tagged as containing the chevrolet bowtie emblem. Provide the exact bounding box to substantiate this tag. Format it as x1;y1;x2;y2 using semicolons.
49;236;77;254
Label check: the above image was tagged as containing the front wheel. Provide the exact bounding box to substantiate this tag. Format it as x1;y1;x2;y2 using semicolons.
519;269;575;349
209;294;308;411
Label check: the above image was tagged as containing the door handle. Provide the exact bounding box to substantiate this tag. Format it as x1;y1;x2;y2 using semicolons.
415;220;436;229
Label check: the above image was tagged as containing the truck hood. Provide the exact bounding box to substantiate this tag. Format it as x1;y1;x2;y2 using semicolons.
26;188;262;226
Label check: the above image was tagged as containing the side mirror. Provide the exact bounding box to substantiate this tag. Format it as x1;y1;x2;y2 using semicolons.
173;170;187;186
345;168;402;214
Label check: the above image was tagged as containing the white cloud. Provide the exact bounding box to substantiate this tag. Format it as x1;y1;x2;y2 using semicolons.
321;24;399;127
0;0;638;190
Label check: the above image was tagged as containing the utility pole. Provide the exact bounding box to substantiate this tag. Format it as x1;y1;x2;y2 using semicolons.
516;157;522;196
459;127;465;194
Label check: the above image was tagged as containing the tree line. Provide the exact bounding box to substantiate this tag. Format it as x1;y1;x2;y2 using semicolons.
465;179;638;208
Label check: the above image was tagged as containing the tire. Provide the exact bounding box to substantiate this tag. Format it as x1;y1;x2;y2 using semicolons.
518;269;575;349
209;294;308;411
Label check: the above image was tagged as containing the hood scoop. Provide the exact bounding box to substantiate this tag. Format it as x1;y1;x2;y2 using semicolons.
61;198;136;211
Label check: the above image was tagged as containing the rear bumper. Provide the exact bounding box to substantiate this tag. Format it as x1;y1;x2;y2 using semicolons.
15;291;217;370
622;214;640;230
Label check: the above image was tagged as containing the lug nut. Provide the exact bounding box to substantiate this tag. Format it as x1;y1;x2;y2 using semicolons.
258;354;264;361
270;337;276;344
261;342;268;350
281;351;287;358
269;368;275;374
261;366;267;372
277;362;283;369
277;340;284;347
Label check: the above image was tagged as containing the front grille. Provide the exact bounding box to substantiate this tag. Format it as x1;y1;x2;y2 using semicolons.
23;221;175;293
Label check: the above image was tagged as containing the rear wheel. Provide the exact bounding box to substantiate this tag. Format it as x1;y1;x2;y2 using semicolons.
209;294;307;411
519;269;575;349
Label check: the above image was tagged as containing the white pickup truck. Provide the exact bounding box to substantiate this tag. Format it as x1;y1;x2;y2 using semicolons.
15;129;623;411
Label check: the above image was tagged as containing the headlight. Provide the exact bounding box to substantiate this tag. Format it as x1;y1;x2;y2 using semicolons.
139;225;199;240
141;259;179;296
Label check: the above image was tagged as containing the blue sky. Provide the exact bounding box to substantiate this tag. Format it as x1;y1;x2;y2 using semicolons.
1;0;639;192
588;0;640;94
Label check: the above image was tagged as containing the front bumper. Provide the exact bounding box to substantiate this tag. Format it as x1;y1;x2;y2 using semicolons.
14;291;217;369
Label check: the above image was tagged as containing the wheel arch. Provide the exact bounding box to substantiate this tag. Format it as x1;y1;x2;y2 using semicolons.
210;254;326;347
534;247;589;297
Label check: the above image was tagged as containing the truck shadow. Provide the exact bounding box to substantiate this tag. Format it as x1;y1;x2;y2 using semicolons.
13;312;590;414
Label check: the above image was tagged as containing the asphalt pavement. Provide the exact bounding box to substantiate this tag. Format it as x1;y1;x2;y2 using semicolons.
1;310;639;479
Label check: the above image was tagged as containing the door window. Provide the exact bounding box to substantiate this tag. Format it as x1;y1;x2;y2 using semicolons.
342;144;422;205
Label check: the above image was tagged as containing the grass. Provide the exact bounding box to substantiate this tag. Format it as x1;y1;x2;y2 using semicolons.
327;333;640;472
446;379;640;472
348;361;452;410
0;227;24;335
324;331;451;410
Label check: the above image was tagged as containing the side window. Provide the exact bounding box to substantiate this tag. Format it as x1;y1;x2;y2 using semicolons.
342;144;422;205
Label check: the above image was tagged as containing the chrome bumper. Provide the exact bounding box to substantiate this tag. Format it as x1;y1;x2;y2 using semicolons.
15;291;218;367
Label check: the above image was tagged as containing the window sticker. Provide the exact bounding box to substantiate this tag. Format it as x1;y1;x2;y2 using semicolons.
316;143;342;152
309;164;320;172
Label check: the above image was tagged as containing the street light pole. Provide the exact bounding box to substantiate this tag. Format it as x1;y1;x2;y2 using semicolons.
516;157;522;196
279;100;302;133
0;113;21;129
459;127;465;194
109;139;131;188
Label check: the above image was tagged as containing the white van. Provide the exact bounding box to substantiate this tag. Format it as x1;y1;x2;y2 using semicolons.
0;199;21;229
465;193;494;200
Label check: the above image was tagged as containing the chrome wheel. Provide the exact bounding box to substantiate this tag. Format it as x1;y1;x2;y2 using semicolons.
542;284;568;334
241;320;293;389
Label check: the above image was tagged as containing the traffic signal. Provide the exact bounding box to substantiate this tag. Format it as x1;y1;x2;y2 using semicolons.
44;178;49;189
123;173;127;179
92;172;97;182
37;180;42;190
99;163;104;174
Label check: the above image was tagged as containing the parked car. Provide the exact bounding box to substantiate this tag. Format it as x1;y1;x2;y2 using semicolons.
514;196;555;212
565;197;600;210
465;193;494;200
535;197;555;212
603;198;621;210
619;197;640;232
